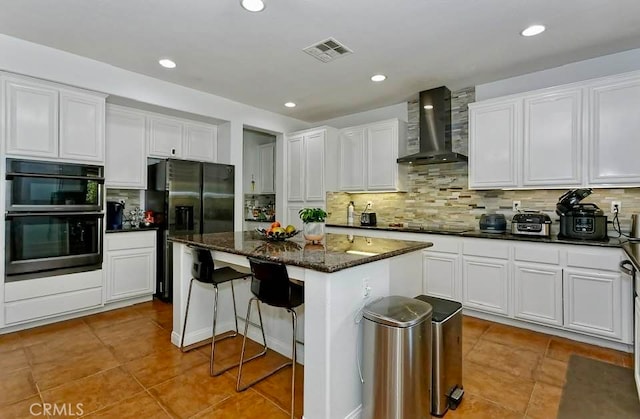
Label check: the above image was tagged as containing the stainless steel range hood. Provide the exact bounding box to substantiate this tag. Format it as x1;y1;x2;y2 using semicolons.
397;86;468;165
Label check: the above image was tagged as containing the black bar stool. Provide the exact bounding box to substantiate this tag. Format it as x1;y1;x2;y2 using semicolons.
236;257;304;419
180;247;251;376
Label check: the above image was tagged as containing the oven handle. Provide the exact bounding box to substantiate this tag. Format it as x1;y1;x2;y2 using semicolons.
6;172;105;182
620;260;636;277
5;212;104;218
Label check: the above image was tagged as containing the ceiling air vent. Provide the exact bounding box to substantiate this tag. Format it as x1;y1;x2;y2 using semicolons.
303;37;353;63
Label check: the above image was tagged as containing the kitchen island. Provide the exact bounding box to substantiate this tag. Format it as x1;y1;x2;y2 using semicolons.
169;231;432;419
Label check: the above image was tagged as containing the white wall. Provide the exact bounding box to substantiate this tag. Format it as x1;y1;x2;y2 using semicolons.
316;102;408;129
0;34;312;232
476;47;640;101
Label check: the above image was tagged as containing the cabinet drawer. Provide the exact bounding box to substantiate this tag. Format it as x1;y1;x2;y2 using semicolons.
514;245;560;265
463;239;510;259
567;248;621;272
4;287;103;324
5;269;102;302
106;231;156;251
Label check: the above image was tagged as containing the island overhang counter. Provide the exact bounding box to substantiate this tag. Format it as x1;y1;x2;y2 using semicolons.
169;231;432;419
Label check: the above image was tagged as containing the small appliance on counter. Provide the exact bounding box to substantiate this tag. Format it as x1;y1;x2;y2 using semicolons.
631;214;639;240
556;189;608;240
106;200;125;230
479;214;506;233
511;211;552;237
360;202;377;226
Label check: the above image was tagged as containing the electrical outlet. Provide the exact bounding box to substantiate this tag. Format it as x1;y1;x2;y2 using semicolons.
366;201;373;209
611;201;622;214
362;278;371;298
512;201;521;212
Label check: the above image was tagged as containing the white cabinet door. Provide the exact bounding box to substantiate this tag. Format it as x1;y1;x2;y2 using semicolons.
287;135;305;202
423;251;460;301
148;115;183;158
563;268;622;339
5;77;59;158
183;122;217;162
367;121;398;190
523;88;582;187
105;106;147;189
588;75;640;185
286;204;304;231
106;249;155;302
258;143;275;194
468;100;520;189
514;263;563;326
304;131;326;201
58;90;105;163
339;127;366;191
462;256;509;315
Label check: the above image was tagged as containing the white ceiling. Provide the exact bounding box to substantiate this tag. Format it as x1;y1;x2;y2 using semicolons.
1;0;640;122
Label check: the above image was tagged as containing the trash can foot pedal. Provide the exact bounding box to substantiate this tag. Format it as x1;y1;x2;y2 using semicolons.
448;387;464;410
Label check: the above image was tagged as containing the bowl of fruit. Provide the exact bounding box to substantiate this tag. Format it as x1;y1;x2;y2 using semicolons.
256;221;299;241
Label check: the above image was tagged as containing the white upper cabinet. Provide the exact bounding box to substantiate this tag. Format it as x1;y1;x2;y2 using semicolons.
183;122;217;163
587;74;640;186
5;76;59;158
258;143;275;194
286;127;337;203
4;73;106;163
148;115;183;158
304;130;326;201
523;88;582;187
338;119;406;192
338;127;366;191
147;114;217;162
105;105;147;189
59;89;105;163
287;135;305;202
469;70;640;189
468;100;520;189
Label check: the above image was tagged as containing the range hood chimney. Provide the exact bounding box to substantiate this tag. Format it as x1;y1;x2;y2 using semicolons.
397;86;468;165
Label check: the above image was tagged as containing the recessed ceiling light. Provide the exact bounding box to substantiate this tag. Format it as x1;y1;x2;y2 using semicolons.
423;105;434;110
158;58;176;69
284;102;296;108
371;74;386;82
241;0;265;12
521;24;546;37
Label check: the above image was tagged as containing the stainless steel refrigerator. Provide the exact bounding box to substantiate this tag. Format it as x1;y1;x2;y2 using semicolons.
146;159;235;302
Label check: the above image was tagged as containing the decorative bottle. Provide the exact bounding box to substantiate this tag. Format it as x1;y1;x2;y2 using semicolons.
347;201;355;226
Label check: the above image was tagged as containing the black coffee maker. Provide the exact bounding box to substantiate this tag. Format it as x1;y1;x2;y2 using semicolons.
107;201;125;230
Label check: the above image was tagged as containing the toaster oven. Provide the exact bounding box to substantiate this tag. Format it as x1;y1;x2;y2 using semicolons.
511;212;551;237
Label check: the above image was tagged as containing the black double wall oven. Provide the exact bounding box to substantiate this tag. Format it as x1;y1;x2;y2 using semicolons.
5;159;105;282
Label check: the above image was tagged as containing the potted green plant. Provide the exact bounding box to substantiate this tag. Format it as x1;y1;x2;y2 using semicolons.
298;208;327;244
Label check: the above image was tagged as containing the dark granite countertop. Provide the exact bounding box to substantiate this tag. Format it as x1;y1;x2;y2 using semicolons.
169;231;432;273
622;241;640;271
106;226;159;233
327;223;627;248
326;223;468;236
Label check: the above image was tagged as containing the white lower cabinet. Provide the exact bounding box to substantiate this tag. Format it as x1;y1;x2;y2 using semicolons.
563;268;622;340
105;231;156;302
514;262;563;326
422;251;460;300
4;270;103;325
462;256;509;316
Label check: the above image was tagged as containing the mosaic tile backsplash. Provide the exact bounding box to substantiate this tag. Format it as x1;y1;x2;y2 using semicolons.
327;87;640;236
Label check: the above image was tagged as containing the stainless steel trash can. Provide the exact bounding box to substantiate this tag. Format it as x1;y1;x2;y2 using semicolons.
415;295;464;416
362;296;433;419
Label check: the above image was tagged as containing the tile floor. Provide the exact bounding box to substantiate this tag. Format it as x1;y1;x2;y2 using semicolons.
0;299;633;418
